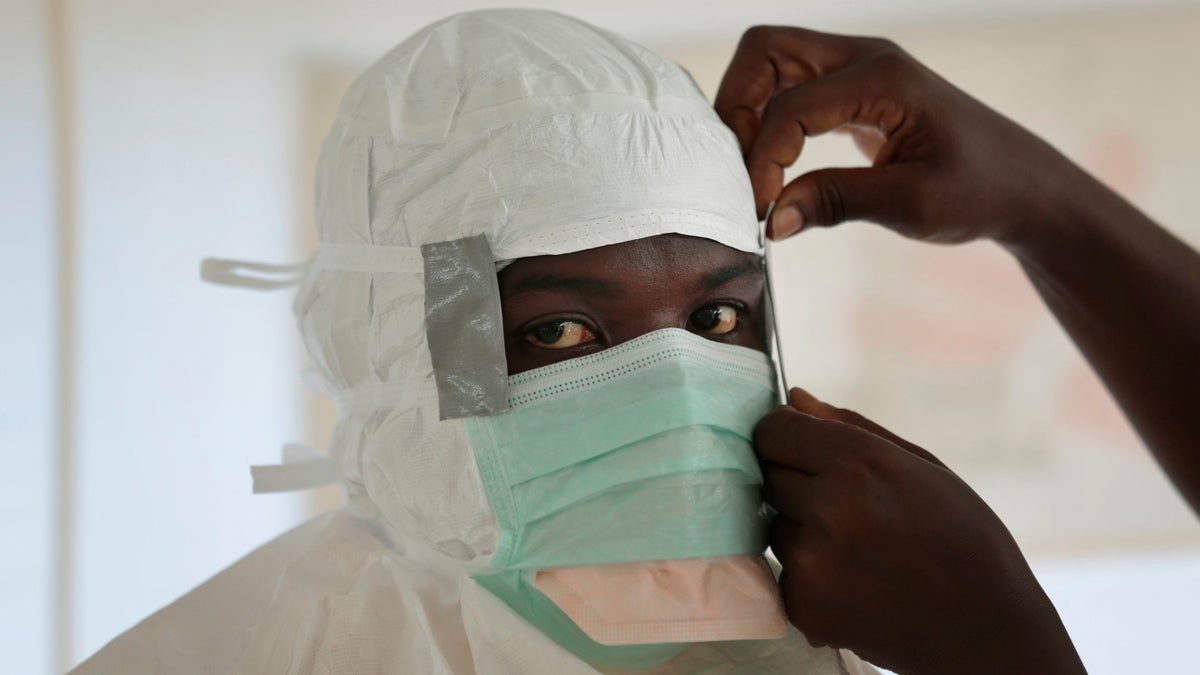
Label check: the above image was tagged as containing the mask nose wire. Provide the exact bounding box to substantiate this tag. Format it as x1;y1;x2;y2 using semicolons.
761;204;790;406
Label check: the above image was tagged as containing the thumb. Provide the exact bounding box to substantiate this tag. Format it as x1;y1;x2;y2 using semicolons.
767;165;916;240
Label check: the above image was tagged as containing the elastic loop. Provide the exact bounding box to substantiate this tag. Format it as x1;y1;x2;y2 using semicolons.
200;258;309;290
762;240;789;403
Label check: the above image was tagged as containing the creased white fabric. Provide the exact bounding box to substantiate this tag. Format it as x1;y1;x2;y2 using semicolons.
76;511;867;674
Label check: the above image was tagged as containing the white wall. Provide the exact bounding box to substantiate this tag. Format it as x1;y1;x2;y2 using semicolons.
1;3;56;673
68;1;310;666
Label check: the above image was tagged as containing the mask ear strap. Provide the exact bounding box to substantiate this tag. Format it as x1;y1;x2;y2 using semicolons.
760;207;790;405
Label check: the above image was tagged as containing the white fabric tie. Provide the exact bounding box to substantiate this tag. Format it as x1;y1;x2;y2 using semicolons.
251;443;339;494
200;258;310;289
200;244;424;291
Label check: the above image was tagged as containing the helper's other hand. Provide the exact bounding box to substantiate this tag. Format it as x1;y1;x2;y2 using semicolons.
754;387;1087;675
715;26;1081;247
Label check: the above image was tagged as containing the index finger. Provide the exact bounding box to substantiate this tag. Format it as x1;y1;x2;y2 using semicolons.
714;26;878;154
753;404;884;474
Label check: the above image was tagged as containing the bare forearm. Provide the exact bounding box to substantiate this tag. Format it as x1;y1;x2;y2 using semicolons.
1006;164;1200;512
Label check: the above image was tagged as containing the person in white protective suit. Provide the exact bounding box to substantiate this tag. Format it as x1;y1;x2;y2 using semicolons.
73;9;883;674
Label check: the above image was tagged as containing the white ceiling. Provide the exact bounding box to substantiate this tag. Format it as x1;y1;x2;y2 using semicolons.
392;0;1200;44
198;0;1196;67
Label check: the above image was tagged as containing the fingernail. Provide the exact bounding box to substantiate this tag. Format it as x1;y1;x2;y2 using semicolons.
769;205;804;239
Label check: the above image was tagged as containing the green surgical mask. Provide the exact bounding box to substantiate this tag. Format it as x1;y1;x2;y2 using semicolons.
465;328;781;669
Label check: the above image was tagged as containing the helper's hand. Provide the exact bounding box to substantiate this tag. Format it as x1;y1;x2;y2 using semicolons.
719;26;1200;520
715;26;1081;246
754;387;1087;675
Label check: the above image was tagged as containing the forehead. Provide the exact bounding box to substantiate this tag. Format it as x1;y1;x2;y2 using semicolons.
498;234;760;289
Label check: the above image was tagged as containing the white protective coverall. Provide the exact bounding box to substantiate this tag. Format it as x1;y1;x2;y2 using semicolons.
73;9;878;675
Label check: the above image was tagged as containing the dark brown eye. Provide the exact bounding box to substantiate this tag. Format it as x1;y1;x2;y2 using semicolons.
524;320;596;349
690;304;738;335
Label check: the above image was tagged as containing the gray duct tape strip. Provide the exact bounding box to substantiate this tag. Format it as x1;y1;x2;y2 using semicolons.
421;234;509;419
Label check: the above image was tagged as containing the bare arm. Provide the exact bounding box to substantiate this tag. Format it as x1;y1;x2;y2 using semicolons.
1006;166;1200;510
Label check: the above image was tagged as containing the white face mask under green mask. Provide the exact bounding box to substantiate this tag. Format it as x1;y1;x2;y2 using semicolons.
466;328;788;669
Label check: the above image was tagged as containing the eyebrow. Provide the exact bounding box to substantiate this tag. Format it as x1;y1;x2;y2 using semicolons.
507;273;626;298
505;258;762;298
699;258;762;290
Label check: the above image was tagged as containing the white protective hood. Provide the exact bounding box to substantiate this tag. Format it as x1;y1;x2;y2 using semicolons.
296;6;764;574
72;9;873;674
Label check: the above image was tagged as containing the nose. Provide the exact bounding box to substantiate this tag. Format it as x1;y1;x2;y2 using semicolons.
606;300;688;347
